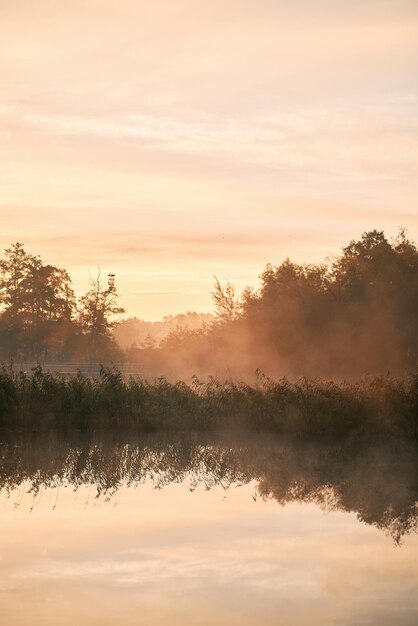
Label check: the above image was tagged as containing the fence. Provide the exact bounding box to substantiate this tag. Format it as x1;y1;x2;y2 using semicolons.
3;362;144;377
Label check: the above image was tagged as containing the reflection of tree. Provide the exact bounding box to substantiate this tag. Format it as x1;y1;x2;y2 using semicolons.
1;435;416;544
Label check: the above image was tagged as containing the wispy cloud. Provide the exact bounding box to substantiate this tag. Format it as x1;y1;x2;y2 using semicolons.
0;0;417;318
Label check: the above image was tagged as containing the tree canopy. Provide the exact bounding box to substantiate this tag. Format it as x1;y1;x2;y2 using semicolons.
0;244;124;362
152;229;418;378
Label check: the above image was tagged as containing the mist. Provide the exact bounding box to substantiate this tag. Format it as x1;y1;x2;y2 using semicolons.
126;229;418;381
0;228;416;382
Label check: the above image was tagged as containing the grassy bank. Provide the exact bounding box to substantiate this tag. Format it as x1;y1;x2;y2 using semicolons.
0;366;416;440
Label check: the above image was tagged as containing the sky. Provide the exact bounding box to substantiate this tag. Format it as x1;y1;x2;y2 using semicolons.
1;0;417;319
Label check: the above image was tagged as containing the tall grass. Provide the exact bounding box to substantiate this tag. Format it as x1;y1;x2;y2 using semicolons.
0;366;416;440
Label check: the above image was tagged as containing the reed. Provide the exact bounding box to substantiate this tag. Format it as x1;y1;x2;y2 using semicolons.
0;366;416;440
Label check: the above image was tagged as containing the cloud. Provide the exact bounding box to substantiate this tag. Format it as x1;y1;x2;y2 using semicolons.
131;291;188;297
0;0;417;318
115;246;166;254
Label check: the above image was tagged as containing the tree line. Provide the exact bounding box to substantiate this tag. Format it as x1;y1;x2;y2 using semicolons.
0;243;124;362
146;228;417;378
1;229;417;376
114;312;214;350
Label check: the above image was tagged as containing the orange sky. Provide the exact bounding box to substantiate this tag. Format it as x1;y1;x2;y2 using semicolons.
1;1;417;319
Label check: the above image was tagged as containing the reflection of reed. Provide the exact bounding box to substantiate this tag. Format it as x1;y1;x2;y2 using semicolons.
0;434;417;544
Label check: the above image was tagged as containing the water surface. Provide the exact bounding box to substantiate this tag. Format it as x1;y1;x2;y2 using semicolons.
0;434;417;625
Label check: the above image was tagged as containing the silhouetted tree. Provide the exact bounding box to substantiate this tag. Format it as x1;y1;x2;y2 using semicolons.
0;244;124;362
0;229;416;375
21;263;76;359
78;272;125;360
0;243;77;359
212;277;240;323
151;229;418;377
0;243;36;318
0;243;36;357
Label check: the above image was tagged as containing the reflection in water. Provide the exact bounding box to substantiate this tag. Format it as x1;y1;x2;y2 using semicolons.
1;434;417;543
1;434;418;626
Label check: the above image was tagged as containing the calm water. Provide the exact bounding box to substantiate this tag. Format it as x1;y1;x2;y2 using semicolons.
0;434;417;625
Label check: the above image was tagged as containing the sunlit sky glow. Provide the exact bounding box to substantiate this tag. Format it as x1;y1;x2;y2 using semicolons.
1;0;417;319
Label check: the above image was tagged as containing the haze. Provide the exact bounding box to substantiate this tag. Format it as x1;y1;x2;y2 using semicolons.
1;0;417;319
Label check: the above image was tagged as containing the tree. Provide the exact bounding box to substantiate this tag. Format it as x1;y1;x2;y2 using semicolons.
78;272;125;360
0;243;37;319
20;264;76;359
0;243;78;359
212;277;240;323
22;264;75;323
